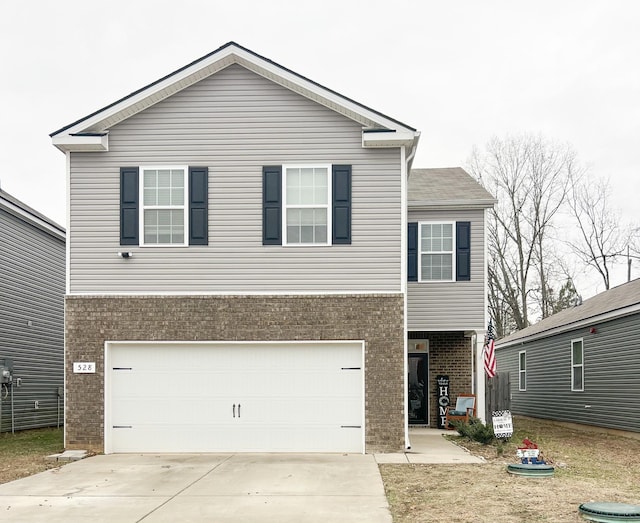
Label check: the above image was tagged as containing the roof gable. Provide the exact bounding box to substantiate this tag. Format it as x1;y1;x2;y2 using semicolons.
51;41;419;153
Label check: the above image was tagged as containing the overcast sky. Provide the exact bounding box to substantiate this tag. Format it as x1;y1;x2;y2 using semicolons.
1;0;638;292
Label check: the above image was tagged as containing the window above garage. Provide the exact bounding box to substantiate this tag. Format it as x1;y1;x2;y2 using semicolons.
141;166;187;246
120;166;208;247
283;165;331;246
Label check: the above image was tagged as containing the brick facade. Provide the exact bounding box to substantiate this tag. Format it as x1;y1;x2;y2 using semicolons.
409;331;473;427
65;294;405;453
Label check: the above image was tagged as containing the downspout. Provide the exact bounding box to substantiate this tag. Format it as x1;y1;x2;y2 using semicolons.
403;138;419;450
471;332;476;394
64;150;71;449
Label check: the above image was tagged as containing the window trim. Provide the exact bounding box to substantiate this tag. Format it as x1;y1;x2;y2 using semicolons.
139;165;189;247
518;350;527;391
282;163;332;246
571;338;584;392
418;221;456;282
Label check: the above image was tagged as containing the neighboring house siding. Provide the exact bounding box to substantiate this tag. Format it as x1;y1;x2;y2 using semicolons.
407;208;486;331
497;312;640;433
68;64;402;294
0;209;65;432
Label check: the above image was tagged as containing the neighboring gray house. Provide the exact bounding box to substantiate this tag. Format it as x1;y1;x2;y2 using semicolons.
50;42;493;454
496;278;640;434
0;188;65;433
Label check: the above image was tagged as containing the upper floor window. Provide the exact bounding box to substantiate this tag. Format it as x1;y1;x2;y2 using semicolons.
283;165;331;245
571;338;584;391
420;222;454;281
141;166;188;246
519;350;526;391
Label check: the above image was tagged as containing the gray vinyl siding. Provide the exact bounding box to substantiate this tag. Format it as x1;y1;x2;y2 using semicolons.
0;209;65;432
496;312;640;433
407;208;486;331
68;64;402;294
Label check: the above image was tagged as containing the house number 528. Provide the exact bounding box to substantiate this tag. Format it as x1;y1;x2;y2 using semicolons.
73;362;96;373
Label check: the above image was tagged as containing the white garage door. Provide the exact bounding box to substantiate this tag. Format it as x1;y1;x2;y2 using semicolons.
105;341;364;453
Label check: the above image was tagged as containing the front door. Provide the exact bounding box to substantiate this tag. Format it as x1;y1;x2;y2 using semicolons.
408;353;428;424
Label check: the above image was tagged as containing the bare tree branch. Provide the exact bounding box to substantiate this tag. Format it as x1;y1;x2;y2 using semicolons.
469;134;577;333
566;175;628;290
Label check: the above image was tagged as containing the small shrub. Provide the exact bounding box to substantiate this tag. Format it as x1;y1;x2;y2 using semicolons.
452;416;495;444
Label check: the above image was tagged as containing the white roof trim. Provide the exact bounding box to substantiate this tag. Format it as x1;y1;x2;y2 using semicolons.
409;199;497;210
51;42;419;152
362;130;419;148
52;134;108;153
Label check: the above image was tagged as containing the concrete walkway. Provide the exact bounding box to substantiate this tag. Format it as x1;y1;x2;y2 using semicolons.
374;428;485;464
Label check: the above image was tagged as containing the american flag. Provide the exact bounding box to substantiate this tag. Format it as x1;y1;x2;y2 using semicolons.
484;321;497;378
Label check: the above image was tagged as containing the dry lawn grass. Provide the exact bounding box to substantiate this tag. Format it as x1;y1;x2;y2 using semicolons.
380;417;640;522
0;427;64;484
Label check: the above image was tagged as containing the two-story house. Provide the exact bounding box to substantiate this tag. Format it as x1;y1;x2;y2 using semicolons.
51;42;493;454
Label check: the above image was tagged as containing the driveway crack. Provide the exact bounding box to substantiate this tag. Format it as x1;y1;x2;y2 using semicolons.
136;454;234;522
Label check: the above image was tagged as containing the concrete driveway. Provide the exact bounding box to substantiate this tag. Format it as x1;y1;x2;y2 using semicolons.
0;453;392;522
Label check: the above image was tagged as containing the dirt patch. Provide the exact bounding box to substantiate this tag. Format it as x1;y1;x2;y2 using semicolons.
380;417;640;522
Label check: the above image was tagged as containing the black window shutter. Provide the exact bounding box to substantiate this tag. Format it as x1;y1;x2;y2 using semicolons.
456;221;471;281
189;166;208;245
120;167;139;245
408;222;418;281
332;165;352;244
263;166;282;245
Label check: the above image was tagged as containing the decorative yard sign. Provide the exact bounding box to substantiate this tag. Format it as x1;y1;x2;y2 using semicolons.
73;362;96;374
492;410;514;438
437;375;450;429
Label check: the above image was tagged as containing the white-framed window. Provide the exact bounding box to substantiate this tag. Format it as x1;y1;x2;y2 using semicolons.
518;350;526;391
571;338;584;391
140;166;188;246
419;222;455;281
283;164;331;245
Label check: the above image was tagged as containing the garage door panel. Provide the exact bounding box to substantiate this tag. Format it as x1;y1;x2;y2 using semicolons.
107;342;363;453
112;423;238;453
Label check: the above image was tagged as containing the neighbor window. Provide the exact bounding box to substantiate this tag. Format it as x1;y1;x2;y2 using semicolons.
571;338;584;391
283;165;330;245
419;222;454;281
141;166;188;245
519;351;526;391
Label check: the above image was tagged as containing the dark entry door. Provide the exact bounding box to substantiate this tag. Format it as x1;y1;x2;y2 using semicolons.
408;353;428;424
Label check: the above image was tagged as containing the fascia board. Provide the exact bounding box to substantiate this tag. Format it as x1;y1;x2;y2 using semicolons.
362;130;419;148
51;43;417;142
408;199;497;210
52;134;109;152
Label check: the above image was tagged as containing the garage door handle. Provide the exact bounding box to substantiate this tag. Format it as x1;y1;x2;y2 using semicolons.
232;404;236;418
238;404;241;418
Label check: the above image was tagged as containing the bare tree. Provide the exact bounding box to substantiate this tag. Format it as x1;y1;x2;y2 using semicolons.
566;176;628;290
469;134;576;335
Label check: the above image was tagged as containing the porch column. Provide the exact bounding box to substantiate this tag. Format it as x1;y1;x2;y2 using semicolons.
475;333;487;423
